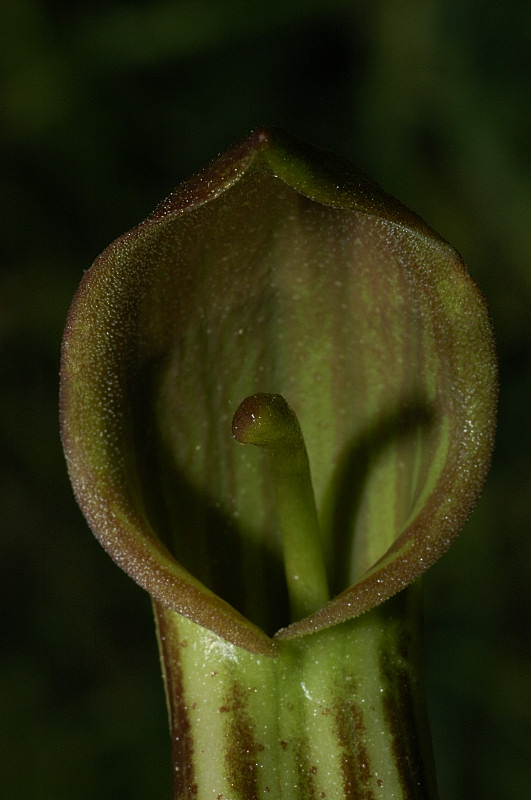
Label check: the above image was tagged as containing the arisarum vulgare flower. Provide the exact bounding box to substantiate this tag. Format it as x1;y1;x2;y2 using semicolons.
60;129;497;799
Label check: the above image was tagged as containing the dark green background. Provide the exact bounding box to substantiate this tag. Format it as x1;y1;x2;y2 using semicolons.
1;1;529;797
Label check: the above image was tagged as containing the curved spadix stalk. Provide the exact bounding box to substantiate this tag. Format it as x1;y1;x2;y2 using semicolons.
232;393;329;620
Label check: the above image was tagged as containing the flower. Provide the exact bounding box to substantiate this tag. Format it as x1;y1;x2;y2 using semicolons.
60;128;496;650
60;129;497;798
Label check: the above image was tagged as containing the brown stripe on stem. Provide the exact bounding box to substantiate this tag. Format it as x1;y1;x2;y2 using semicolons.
334;698;377;800
223;681;261;800
154;603;198;799
379;654;435;799
293;737;319;798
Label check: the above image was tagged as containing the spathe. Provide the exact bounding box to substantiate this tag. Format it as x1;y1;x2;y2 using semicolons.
60;129;497;652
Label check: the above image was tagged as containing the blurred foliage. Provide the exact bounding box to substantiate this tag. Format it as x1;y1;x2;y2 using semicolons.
0;1;529;798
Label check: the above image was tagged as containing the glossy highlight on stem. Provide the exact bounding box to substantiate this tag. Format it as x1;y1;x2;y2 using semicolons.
232;393;330;620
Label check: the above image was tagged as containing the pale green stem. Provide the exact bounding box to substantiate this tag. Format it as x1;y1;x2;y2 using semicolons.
154;584;438;799
232;393;329;620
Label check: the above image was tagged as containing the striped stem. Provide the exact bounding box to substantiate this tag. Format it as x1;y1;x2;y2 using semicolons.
154;584;438;800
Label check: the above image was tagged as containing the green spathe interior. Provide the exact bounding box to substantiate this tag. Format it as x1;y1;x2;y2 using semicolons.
60;129;497;650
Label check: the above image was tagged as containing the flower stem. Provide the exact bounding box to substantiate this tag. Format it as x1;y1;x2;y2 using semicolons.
154;584;438;799
232;393;329;620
